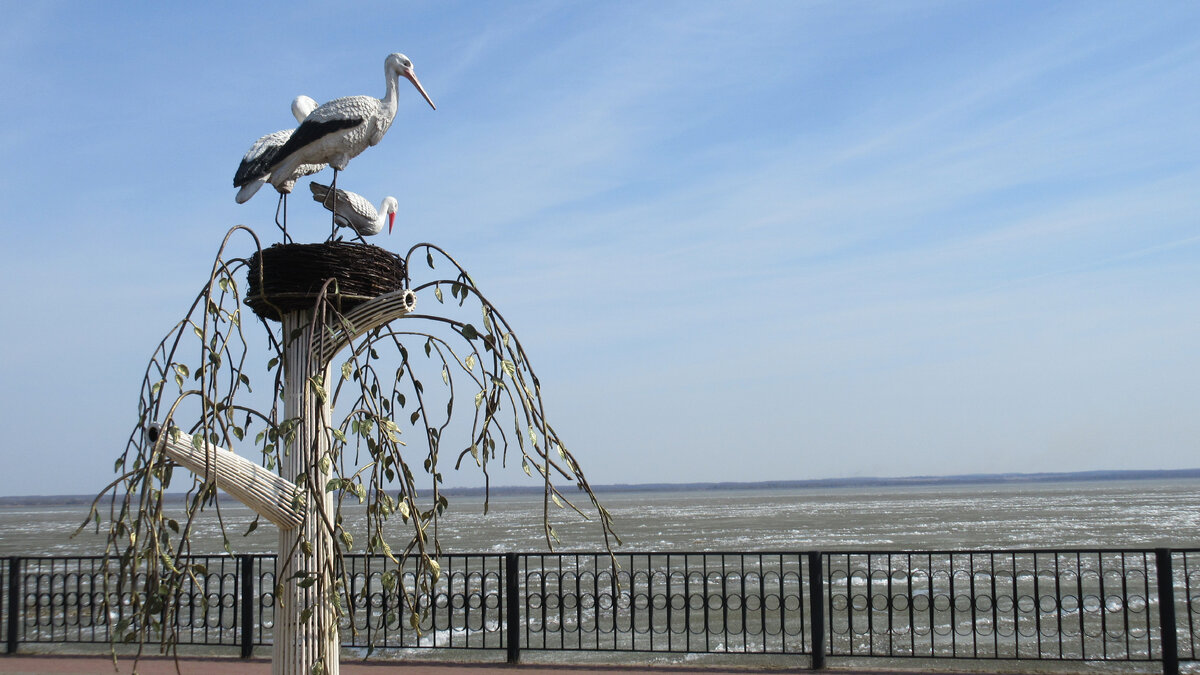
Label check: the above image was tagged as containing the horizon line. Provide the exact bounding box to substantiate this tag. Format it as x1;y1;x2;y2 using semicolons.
3;467;1199;505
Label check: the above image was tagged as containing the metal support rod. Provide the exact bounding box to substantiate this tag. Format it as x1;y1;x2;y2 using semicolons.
505;553;520;664
240;555;255;659
807;551;825;670
6;558;19;654
1155;548;1179;675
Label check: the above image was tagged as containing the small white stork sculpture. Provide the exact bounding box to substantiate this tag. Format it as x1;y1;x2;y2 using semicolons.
233;95;321;204
309;181;398;241
266;53;435;199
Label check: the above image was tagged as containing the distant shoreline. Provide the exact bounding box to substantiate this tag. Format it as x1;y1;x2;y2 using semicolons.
4;467;1199;506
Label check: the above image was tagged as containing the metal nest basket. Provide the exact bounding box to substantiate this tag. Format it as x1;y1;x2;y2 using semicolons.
245;242;407;322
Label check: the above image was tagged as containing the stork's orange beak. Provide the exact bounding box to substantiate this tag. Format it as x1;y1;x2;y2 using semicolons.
388;211;396;234
405;71;436;110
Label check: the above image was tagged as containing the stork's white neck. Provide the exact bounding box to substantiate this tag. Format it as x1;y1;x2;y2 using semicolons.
377;64;401;134
375;199;389;228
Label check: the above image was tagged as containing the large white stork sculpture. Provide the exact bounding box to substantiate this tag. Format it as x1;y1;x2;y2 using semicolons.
309;181;398;241
266;53;435;198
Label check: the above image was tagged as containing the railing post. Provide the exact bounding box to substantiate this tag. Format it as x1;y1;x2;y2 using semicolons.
5;558;20;655
6;558;19;655
1156;548;1179;675
240;555;255;659
808;551;825;670
505;553;520;664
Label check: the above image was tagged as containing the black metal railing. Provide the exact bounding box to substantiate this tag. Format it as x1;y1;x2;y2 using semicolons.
822;550;1161;662
2;549;1197;674
1178;550;1200;662
515;552;811;655
339;553;506;651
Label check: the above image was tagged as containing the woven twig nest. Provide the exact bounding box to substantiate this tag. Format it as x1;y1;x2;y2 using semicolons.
246;242;407;321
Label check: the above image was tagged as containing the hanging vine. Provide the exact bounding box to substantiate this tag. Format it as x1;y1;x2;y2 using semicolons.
78;226;619;660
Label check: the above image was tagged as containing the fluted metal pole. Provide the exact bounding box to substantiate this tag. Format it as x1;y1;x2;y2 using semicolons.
273;311;338;675
263;286;415;675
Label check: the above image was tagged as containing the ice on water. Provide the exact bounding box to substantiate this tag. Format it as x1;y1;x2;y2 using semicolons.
4;478;1200;556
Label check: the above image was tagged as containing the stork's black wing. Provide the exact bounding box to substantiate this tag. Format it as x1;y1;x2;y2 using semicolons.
234;142;279;187
269;117;361;171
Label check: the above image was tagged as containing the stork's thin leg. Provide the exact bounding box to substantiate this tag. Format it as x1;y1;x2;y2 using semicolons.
319;185;336;209
329;169;340;242
274;193;292;244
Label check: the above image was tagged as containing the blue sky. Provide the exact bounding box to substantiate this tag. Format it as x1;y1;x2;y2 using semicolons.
0;1;1197;496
